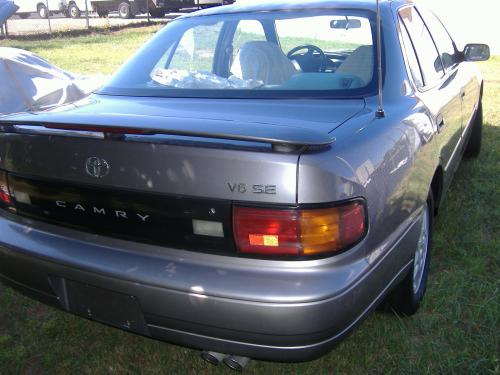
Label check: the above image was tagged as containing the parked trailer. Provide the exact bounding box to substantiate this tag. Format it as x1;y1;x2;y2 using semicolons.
194;0;233;9
64;0;155;18
147;0;194;18
61;0;233;19
147;0;234;17
95;0;192;18
12;0;233;20
14;0;67;18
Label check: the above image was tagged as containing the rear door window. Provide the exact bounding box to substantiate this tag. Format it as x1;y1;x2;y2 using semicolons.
417;7;459;71
399;6;444;87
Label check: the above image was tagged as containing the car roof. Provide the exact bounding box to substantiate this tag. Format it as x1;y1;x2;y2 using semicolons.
181;0;413;18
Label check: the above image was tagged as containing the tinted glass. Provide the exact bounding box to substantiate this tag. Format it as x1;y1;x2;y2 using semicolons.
399;7;444;87
169;23;223;72
417;7;458;70
232;20;267;62
100;11;377;99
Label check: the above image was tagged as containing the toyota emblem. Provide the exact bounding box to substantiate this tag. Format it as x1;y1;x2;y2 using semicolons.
85;157;110;178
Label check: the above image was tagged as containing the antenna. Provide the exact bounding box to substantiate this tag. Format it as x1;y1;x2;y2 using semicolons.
375;0;385;118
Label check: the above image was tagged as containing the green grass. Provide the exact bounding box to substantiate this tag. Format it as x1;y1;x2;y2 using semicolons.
0;30;499;374
0;26;164;74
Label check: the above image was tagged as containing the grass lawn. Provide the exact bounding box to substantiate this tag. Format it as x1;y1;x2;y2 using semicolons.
0;29;499;374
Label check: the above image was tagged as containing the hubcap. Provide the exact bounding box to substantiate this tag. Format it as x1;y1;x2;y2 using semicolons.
413;204;429;293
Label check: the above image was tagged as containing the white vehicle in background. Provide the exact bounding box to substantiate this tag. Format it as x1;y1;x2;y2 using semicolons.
194;0;233;9
64;0;85;18
13;0;233;19
14;0;66;18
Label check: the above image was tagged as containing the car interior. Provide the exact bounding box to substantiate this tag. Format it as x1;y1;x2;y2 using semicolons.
150;14;375;91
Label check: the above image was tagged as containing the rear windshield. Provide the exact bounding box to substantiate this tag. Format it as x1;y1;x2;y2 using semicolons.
100;9;377;99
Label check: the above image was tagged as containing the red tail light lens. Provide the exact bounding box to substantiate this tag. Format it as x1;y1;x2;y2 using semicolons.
0;171;13;207
233;201;366;257
44;125;148;135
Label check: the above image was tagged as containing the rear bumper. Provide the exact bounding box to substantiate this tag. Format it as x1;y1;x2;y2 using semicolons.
0;211;418;361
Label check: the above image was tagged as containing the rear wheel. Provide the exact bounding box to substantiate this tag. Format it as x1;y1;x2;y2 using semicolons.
386;192;433;315
68;3;81;18
37;3;48;18
464;100;483;158
118;2;134;18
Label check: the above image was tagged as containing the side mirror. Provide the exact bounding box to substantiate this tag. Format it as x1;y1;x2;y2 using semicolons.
463;44;490;62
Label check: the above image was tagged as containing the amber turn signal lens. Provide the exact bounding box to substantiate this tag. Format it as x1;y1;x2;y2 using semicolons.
233;201;366;257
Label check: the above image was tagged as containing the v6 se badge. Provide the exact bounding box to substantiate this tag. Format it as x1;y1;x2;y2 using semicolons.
228;183;277;195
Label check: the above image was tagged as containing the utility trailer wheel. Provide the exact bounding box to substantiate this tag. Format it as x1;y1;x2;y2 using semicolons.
68;3;81;18
118;2;134;18
37;3;48;18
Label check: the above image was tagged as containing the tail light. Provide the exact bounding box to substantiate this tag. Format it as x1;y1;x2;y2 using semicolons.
0;170;14;208
44;125;148;134
233;201;366;257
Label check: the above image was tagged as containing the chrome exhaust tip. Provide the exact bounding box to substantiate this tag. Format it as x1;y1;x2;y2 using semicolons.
223;355;250;372
200;351;226;366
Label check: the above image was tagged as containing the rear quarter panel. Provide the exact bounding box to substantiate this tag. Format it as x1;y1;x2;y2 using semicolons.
298;4;440;274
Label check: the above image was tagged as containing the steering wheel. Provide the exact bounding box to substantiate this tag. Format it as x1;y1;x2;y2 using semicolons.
287;44;328;72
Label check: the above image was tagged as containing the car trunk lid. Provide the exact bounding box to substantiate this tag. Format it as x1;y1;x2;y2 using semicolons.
0;95;365;254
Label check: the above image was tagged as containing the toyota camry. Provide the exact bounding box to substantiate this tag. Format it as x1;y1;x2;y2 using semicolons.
0;0;489;370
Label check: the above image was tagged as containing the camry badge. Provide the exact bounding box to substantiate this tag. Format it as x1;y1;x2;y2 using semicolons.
85;157;110;178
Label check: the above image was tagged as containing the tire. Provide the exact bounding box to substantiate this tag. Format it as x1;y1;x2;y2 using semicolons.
118;2;133;19
68;3;81;18
385;192;434;316
37;4;48;18
464;99;483;158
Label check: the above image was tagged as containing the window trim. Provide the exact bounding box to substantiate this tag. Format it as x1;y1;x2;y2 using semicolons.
415;6;460;72
398;16;424;90
397;4;446;93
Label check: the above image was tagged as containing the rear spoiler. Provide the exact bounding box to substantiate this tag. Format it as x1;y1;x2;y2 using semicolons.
0;113;335;152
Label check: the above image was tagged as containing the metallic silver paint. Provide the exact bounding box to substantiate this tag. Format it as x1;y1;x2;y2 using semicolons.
0;0;485;362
